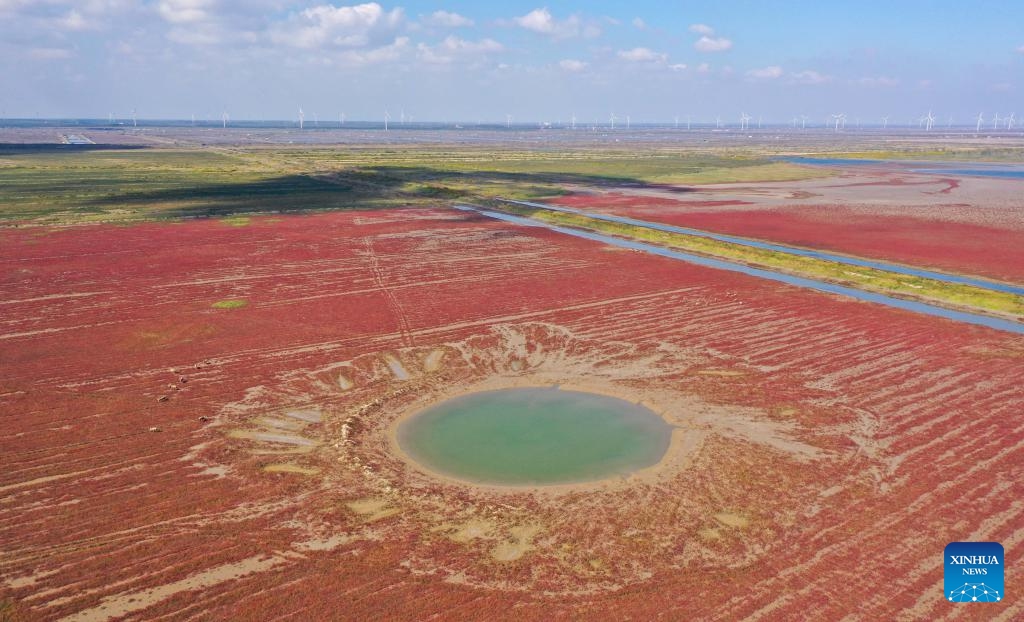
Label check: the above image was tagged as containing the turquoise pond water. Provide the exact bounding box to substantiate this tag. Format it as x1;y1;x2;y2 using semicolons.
396;387;672;486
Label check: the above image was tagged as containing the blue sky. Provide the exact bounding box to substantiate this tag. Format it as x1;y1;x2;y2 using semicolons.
1;1;1022;123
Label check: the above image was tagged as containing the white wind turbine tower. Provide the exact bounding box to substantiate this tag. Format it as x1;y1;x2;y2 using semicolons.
222;111;229;128
339;112;346;126
715;115;722;129
739;112;751;131
686;115;691;130
801;115;807;129
570;112;577;130
975;112;984;132
674;116;679;129
1007;113;1016;130
924;110;935;131
992;113;1000;130
108;112;114;124
758;115;762;129
384;110;390;131
400;108;405;125
298;107;304;130
791;116;798;128
506;114;512;129
831;113;844;132
626;115;631;129
882;116;889;130
609;112;617;129
131;108;137;128
191;113;196;127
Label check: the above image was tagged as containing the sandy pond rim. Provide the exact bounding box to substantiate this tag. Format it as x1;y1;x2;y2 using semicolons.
387;382;691;492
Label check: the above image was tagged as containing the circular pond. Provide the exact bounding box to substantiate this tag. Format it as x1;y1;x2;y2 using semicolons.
396;387;672;486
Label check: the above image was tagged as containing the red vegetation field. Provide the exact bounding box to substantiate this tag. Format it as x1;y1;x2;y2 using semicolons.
2;208;1022;620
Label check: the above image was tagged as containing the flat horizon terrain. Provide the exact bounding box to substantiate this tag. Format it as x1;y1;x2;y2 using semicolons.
1;125;1022;620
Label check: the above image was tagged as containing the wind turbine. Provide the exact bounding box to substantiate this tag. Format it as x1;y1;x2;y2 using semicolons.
686;115;691;130
131;108;137;128
924;110;935;131
801;115;807;130
108;112;114;125
975;112;984;132
339;112;346;126
715;115;722;129
570;112;576;130
625;115;631;130
400;108;405;125
674;116;679;129
992;113;1000;130
221;111;229;128
882;116;889;130
298;107;304;130
191;113;196;127
313;112;319;128
830;113;845;132
739;112;751;131
384;110;390;131
758;115;762;129
609;112;617;129
506;113;512;129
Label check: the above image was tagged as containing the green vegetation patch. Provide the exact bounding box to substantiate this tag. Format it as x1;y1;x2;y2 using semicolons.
819;147;1024;163
220;216;251;226
211;299;249;309
0;145;830;225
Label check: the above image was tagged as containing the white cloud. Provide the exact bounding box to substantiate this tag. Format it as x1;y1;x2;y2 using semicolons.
696;62;710;73
425;10;472;28
617;47;666;63
512;7;599;39
59;9;94;31
335;35;409;65
790;70;830;85
514;7;554;33
747;66;782;79
271;3;404;49
689;24;732;52
157;0;213;24
417;35;501;64
695;35;732;52
669;63;687;71
632;17;645;29
559;58;587;71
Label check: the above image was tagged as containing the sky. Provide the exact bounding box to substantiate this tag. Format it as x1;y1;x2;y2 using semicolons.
1;0;1022;124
